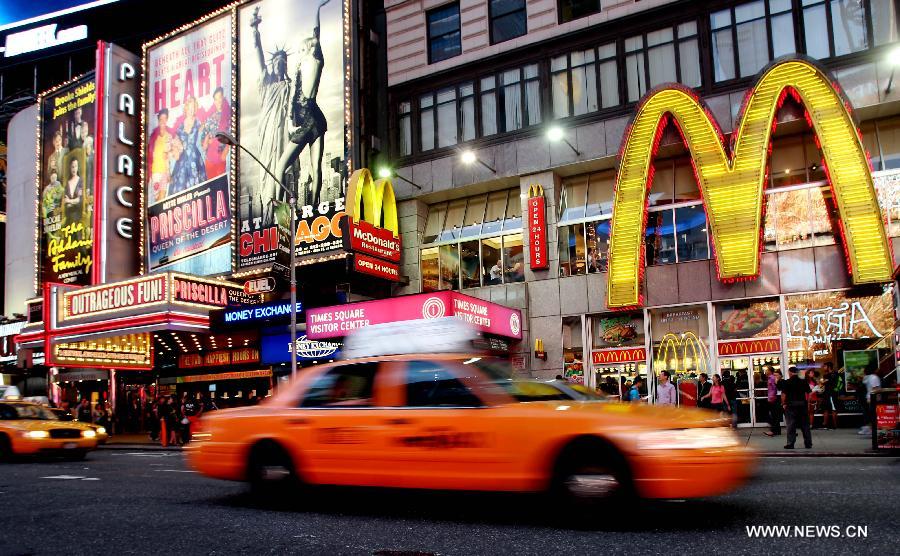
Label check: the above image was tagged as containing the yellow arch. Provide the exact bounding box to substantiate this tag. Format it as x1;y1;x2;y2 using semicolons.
346;168;399;236
607;58;893;308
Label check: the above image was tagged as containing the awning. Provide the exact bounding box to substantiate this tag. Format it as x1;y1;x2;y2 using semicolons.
305;291;522;340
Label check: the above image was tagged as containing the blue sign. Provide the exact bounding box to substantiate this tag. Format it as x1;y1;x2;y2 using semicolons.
223;300;303;325
261;333;340;365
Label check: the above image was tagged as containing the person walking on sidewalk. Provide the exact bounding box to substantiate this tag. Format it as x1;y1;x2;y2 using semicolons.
697;373;711;409
821;362;839;430
780;366;812;449
763;366;782;437
858;368;882;436
703;374;730;413
721;370;739;427
656;371;677;405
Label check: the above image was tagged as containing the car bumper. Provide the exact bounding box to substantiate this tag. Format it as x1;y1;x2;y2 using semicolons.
14;437;98;455
631;446;757;499
187;442;246;481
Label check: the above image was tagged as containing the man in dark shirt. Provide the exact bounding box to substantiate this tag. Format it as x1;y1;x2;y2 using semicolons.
778;366;812;449
697;373;712;409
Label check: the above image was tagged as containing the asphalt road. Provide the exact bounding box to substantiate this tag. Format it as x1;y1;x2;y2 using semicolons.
0;451;896;555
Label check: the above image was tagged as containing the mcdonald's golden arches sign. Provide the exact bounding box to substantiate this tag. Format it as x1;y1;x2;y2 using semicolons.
606;57;893;309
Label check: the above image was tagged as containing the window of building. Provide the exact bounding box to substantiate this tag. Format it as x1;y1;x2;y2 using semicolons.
551;43;619;120
427;3;462;64
711;0;795;82
558;170;615;276
498;64;541;132
802;0;868;59
481;76;498;137
398;101;412;157
490;0;527;44
625;22;701;102
562;316;585;383
421;190;525;291
871;0;899;46
418;83;475;152
558;0;601;24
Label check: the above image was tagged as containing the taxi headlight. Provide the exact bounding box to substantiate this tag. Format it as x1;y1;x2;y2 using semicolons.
82;429;97;438
638;427;740;450
23;430;50;439
95;427;106;435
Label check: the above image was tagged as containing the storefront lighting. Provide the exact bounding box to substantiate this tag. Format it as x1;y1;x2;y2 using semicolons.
607;58;893;308
546;125;581;156
459;150;496;173
376;166;423;190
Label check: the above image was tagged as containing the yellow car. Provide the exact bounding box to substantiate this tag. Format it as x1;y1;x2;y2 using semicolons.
0;402;99;460
49;408;109;444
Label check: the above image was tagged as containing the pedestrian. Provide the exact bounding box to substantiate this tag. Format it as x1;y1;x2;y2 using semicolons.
656;370;676;405
158;396;176;446
626;377;643;402
721;370;739;427
183;393;202;443
703;374;730;413
764;366;782;437
75;398;92;422
93;401;110;434
821;362;839;430
696;373;711;409
780;366;812;449
806;369;821;428
858;368;882;435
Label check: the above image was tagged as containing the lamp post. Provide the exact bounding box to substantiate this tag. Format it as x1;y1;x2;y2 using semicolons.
885;46;900;95
215;132;299;381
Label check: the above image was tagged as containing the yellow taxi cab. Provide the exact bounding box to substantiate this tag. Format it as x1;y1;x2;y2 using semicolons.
49;408;109;444
188;320;755;503
0;402;100;460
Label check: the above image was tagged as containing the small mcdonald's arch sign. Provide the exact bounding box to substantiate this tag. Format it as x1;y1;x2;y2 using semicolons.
527;184;548;271
591;347;647;365
717;339;781;356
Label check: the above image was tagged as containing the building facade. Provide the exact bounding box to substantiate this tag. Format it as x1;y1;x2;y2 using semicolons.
386;0;900;425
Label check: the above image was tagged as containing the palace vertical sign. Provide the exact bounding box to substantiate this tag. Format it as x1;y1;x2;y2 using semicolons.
527;184;548;270
95;41;139;283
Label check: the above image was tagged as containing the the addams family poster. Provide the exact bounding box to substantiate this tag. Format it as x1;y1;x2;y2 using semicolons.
237;0;348;270
144;12;233;276
39;73;96;285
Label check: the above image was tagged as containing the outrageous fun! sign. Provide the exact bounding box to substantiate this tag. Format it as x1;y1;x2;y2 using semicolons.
37;73;97;286
143;11;233;276
237;0;348;269
606;58;893;308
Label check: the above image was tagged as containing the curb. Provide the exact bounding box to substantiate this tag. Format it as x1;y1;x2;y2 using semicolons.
99;444;183;452
757;451;895;457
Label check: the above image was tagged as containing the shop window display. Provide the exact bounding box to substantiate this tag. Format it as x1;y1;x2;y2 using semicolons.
563;316;585;383
649;305;711;407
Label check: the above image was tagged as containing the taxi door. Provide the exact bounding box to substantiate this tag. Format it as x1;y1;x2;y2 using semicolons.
293;361;395;487
373;359;514;491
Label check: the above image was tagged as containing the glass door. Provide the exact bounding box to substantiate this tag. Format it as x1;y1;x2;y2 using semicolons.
593;363;647;401
719;357;752;425
750;355;781;427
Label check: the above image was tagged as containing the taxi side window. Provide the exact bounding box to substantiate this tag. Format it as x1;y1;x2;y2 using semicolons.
0;404;17;420
405;361;483;408
300;363;377;408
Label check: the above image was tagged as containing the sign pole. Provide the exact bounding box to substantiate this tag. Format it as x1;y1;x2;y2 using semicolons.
290;194;298;381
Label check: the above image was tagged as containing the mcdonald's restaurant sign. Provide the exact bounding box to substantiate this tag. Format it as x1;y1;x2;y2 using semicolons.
591;347;647;365
717;339;781;357
341;169;402;281
607;57;894;309
527;184;548;270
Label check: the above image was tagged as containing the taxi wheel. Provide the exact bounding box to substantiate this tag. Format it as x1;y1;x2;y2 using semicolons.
247;441;298;498
551;439;633;507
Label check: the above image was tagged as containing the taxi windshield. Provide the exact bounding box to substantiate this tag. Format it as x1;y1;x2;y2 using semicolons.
0;403;58;420
492;381;606;402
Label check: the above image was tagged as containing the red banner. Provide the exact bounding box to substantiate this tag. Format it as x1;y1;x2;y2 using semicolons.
528;194;548;270
717;338;781;356
178;347;260;369
177;369;271;383
591;347;646;364
353;253;401;282
342;218;401;263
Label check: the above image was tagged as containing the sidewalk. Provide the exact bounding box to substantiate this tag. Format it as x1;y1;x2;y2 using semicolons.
101;433;182;451
741;427;890;456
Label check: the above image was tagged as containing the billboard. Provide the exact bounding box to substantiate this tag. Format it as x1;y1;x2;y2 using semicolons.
143;12;233;276
38;72;97;286
237;0;348;270
606;58;893;308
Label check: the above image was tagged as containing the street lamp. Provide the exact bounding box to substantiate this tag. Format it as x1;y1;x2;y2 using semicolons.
459;149;496;173
376;166;423;189
546;124;581;156
215;131;299;382
885;45;900;95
